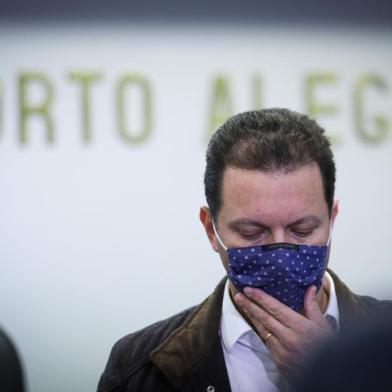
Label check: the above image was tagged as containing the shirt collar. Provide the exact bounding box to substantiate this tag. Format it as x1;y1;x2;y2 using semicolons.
220;271;340;351
220;280;254;352
324;270;340;331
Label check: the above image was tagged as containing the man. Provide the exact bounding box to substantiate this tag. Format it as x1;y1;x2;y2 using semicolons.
97;108;391;392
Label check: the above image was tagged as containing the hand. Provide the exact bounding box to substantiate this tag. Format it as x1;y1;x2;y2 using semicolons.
234;285;336;380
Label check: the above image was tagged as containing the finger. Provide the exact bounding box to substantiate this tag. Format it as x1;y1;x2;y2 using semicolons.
243;287;304;328
303;285;329;327
234;293;290;342
234;297;289;357
264;333;280;352
264;334;297;376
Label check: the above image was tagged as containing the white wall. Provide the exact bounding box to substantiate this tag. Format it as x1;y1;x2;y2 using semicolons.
0;24;391;392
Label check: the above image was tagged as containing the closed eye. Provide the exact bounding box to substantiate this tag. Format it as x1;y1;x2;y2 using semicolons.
290;228;314;237
237;228;267;241
240;232;261;240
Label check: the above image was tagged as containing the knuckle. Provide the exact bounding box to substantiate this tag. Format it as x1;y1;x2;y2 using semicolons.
280;351;293;367
268;304;281;318
303;324;318;339
285;337;297;352
247;307;261;322
261;312;272;326
247;309;257;320
285;336;302;353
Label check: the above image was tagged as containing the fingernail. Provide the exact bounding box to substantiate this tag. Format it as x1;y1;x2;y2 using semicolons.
312;286;317;297
244;287;253;297
234;293;243;303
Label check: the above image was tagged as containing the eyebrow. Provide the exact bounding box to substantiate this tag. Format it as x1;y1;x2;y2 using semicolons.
228;219;267;229
227;215;322;229
288;216;322;226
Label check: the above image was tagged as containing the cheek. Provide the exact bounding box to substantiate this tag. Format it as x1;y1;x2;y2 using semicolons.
218;248;229;271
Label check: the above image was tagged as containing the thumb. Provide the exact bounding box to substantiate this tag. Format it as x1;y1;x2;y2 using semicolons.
303;285;325;325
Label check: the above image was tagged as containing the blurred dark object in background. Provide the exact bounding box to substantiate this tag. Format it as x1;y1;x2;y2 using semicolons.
0;327;25;392
293;313;392;392
0;0;392;25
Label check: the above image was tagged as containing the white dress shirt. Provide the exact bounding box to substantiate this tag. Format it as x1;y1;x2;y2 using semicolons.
219;271;340;392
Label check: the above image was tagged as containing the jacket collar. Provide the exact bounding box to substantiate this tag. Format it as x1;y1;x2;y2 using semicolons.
327;269;372;333
150;278;227;388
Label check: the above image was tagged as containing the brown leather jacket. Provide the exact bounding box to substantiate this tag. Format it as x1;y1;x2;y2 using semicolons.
97;270;392;392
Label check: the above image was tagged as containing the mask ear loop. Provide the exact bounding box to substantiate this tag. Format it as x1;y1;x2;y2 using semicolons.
326;220;333;246
212;220;228;251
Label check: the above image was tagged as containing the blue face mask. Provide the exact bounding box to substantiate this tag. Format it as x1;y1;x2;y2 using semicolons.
213;222;331;311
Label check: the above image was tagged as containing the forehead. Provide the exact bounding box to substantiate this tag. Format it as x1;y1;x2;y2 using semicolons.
219;165;328;224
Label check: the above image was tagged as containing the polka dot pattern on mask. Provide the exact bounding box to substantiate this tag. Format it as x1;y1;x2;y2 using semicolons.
227;243;327;311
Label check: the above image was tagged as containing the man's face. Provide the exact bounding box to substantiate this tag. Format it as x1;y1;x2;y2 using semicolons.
201;164;338;271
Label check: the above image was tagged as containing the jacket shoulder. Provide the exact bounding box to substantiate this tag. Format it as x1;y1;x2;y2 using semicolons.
97;306;196;392
352;293;392;316
329;269;392;330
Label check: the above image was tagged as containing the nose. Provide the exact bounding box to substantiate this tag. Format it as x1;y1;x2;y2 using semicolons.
270;229;288;244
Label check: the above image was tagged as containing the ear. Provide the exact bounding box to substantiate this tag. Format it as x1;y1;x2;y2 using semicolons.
199;206;220;252
331;199;339;225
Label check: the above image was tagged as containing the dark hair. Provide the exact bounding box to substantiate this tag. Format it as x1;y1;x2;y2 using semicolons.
204;108;336;220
